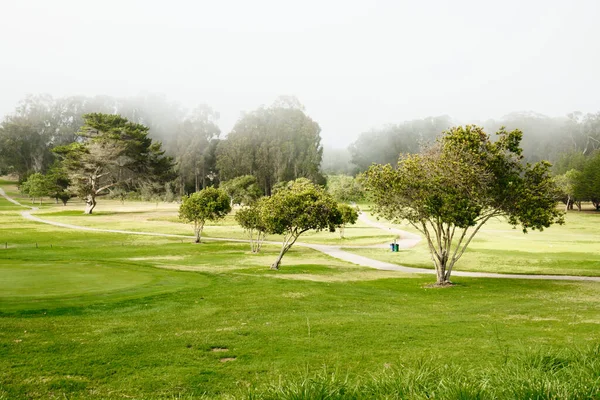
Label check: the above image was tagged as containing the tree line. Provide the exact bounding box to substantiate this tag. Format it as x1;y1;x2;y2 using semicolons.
322;110;600;176
0;95;566;282
0;94;325;210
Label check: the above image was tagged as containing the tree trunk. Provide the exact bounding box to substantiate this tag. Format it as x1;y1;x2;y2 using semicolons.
84;194;97;214
256;232;265;253
434;256;452;285
248;229;256;253
339;224;345;239
271;231;302;270
271;241;291;270
270;250;285;270
194;221;204;243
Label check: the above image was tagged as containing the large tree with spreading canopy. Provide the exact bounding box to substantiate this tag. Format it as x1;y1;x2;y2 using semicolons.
54;113;174;214
362;125;564;285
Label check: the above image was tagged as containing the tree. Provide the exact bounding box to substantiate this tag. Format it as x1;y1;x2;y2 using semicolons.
553;150;587;175
554;169;583;211
21;173;49;205
45;162;71;205
262;179;342;270
221;175;262;206
0;117;52;181
179;187;231;243
235;198;268;253
171;105;221;193
0;94;108;181
326;174;364;203
362;125;564;286
573;152;600;210
562;112;600;156
482;111;567;164
337;203;359;239
53;113;174;214
321;146;354;175
216;99;325;195
349;116;453;173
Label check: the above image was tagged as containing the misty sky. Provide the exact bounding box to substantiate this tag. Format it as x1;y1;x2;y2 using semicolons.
1;0;599;147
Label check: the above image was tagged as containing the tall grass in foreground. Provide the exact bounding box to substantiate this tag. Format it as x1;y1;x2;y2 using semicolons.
241;345;600;400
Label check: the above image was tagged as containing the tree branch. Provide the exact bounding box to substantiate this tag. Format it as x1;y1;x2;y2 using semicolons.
95;183;116;195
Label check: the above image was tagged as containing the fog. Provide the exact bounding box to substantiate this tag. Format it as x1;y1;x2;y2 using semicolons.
1;0;599;147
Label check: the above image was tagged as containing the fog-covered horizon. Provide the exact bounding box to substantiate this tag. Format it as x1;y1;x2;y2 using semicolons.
2;0;599;148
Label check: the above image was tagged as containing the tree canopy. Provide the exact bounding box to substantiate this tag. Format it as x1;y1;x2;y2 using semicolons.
362;125;564;285
261;179;342;270
336;203;359;239
179;187;231;243
53;113;174;214
217;100;325;195
326;174;364;203
349;116;453;173
221;175;262;206
234;197;268;253
573;151;600;210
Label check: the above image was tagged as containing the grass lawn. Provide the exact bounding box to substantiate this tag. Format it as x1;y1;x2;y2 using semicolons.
351;211;600;277
1;182;600;398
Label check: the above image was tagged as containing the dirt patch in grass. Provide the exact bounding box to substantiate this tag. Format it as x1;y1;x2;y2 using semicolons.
423;282;457;288
282;292;307;299
211;347;229;352
265;271;415;282
128;256;186;261
156;265;243;273
220;357;236;363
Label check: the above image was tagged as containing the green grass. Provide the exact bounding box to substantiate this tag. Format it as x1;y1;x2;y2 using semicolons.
242;346;600;399
31;202;396;246
1;229;600;398
351;211;600;276
1;182;600;398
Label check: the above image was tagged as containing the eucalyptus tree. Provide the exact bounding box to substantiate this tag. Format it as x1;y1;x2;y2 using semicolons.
171;105;221;193
349;116;453;173
217;98;324;195
0;117;50;181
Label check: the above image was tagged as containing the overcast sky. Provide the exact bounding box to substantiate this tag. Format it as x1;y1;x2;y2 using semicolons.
1;0;599;146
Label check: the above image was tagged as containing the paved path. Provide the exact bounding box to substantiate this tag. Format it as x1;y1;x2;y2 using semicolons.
2;187;599;282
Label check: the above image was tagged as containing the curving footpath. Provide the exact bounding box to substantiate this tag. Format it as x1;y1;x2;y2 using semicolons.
1;187;599;282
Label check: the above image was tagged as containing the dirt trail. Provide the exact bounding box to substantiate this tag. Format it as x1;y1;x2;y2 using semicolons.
2;187;599;282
